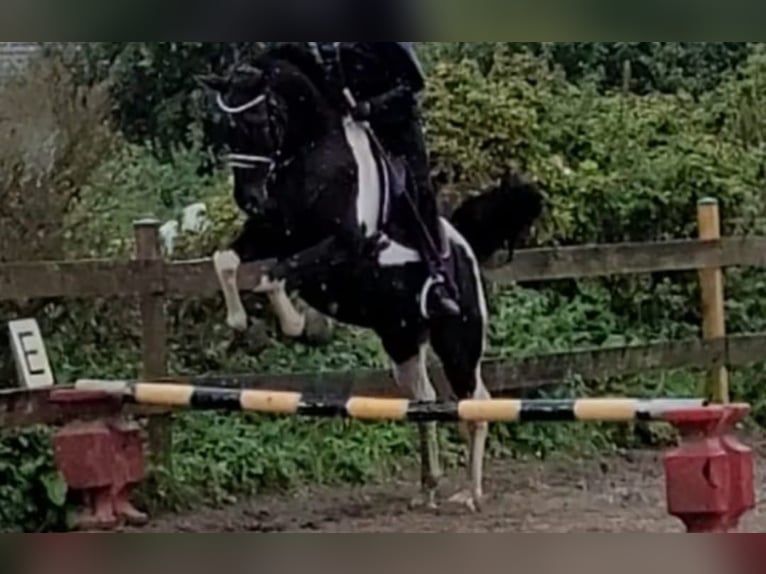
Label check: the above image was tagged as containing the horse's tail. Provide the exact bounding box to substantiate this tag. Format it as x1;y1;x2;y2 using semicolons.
448;172;545;265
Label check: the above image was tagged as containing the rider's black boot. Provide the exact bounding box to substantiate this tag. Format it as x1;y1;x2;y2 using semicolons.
424;279;461;319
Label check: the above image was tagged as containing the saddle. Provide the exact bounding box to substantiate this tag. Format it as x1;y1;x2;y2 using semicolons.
357;121;454;272
366;129;424;243
385;155;408;204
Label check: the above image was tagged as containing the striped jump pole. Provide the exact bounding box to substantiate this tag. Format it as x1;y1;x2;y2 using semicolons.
75;379;706;423
69;379;755;534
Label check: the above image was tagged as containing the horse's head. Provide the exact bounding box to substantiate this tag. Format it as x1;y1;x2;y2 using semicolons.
198;63;289;213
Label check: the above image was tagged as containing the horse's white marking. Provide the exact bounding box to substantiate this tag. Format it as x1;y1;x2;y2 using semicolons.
375;218;459;271
377;238;421;267
343;118;380;237
266;283;306;338
214;250;306;338
391;346;440;412
467;374;490;502
393;346;440;509
441;218;490;511
415;345;437;402
442;219;489;339
213;250;249;332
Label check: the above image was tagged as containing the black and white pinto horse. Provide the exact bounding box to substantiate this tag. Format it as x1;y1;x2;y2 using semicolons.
199;45;543;512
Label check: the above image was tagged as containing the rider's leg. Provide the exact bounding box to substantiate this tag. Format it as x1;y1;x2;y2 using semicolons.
377;116;460;318
309;42;348;112
398;114;447;257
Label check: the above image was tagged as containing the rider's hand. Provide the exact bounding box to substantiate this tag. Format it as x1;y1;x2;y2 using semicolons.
351;100;372;121
362;231;390;260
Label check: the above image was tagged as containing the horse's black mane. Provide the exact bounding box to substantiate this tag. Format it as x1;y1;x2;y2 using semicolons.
253;43;330;96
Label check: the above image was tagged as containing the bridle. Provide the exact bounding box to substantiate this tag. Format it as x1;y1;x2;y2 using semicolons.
216;91;283;174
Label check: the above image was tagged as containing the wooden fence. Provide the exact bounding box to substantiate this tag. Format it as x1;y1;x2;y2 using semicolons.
2;199;766;431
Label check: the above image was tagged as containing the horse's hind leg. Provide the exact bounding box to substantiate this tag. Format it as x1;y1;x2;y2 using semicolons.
388;343;442;509
441;367;489;513
457;380;490;512
430;301;489;512
414;345;443;507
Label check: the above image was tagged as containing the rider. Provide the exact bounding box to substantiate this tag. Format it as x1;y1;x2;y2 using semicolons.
308;42;461;320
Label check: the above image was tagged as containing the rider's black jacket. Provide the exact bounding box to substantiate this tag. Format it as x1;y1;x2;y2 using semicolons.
309;42;425;122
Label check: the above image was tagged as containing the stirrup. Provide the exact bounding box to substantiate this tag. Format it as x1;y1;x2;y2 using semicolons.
419;274;459;319
419;275;443;319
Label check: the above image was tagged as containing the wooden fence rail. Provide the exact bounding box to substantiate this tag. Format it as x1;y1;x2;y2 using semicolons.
3;237;766;302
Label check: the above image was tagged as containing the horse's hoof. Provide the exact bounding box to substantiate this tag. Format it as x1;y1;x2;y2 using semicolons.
448;490;482;513
304;309;334;345
280;314;307;339
227;312;249;333
229;319;271;355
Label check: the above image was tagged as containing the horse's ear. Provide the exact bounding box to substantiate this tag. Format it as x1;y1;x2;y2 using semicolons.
232;64;264;89
195;74;229;93
499;168;526;191
235;64;263;78
497;170;513;192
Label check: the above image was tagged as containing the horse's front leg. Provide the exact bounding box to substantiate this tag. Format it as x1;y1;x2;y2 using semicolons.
213;249;250;332
214;249;302;334
265;283;306;338
213;216;306;337
216;229;353;335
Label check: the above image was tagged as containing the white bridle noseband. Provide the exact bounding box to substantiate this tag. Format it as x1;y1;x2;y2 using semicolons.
226;153;275;171
216;92;266;115
216;92;276;171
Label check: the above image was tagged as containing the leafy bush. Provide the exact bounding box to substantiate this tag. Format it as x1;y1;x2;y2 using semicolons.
425;46;766;245
0;53;114;263
420;43;752;96
65;129;225;259
425;45;766;338
143;414;416;512
528;42;751;97
0;429;68;533
54;43;755;162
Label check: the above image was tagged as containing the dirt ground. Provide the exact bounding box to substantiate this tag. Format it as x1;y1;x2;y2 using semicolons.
132;442;766;533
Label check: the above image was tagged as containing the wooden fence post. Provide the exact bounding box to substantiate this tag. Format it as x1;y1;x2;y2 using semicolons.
133;219;171;466
697;199;729;404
